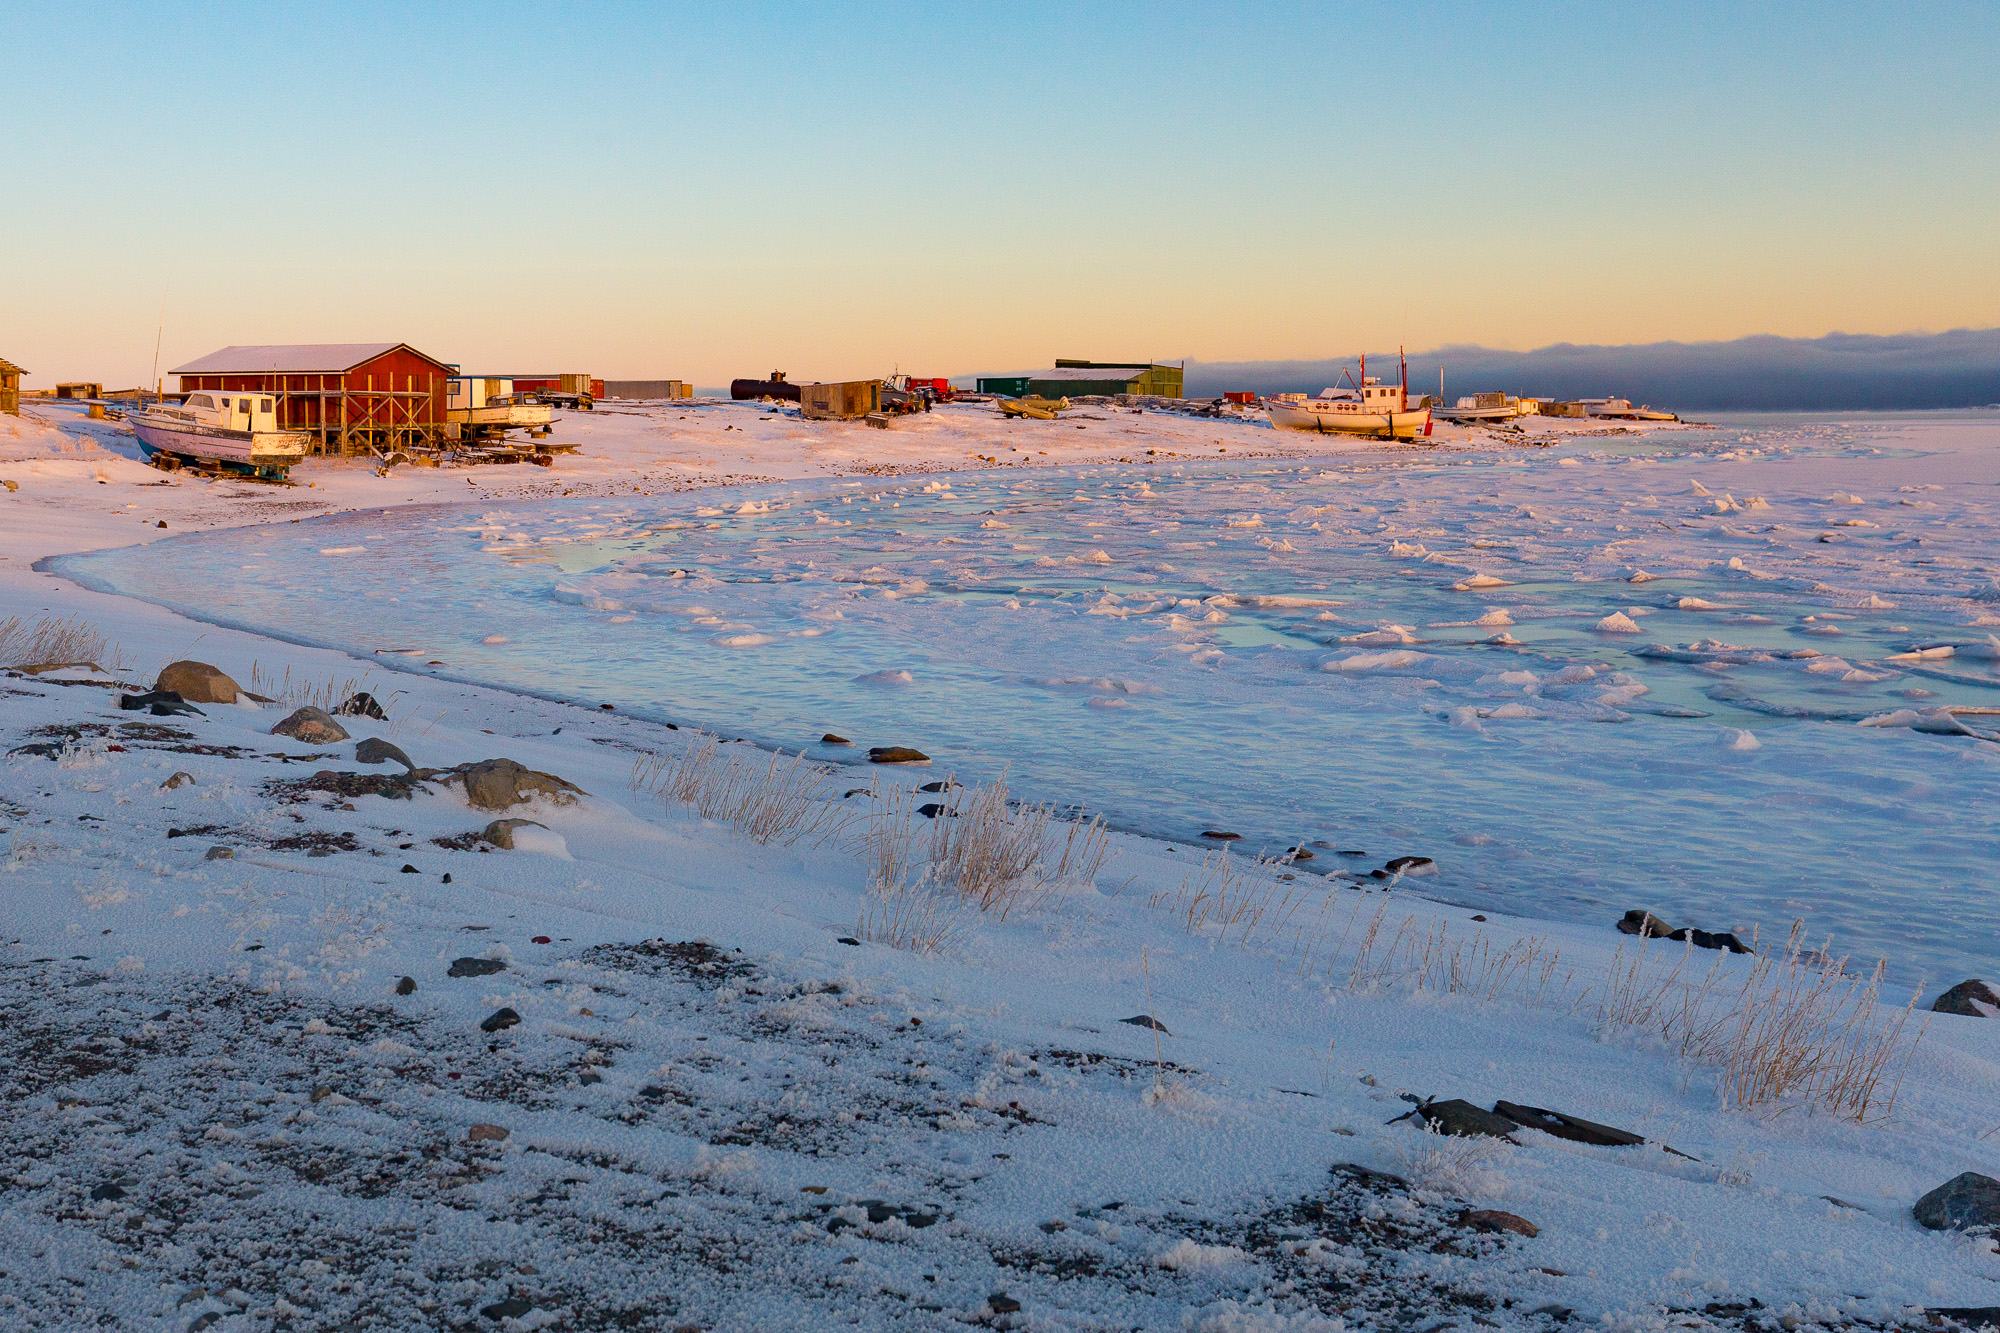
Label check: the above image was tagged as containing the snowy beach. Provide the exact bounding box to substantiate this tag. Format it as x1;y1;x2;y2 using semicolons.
4;399;2000;1331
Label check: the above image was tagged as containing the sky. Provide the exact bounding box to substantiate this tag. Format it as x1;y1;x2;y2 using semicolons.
2;0;1996;388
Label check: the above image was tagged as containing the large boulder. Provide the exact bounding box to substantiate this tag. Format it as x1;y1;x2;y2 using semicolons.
1934;979;2000;1018
156;660;243;704
1915;1172;2000;1231
449;758;584;811
271;707;350;744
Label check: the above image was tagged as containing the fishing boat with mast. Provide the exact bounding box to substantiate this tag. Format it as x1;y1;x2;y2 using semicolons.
1264;350;1432;440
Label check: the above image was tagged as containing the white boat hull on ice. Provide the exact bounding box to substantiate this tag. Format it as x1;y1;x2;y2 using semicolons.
1266;402;1433;440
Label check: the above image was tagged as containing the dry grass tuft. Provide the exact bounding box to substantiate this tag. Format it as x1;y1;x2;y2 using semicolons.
849;776;1115;941
0;614;116;672
631;733;849;847
1396;1120;1511;1197
247;662;394;715
856;866;959;954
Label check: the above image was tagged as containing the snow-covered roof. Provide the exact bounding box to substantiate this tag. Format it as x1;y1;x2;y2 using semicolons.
1026;367;1145;382
169;344;409;375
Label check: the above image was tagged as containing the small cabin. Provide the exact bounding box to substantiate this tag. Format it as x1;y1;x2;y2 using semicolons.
55;382;104;400
0;358;23;415
799;379;882;420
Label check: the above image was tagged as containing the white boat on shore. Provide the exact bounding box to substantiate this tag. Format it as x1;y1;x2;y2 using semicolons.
1436;392;1528;423
447;376;554;435
132;391;311;479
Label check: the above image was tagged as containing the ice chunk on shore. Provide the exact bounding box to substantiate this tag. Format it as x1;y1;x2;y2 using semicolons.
1596;612;1643;633
1342;625;1423;645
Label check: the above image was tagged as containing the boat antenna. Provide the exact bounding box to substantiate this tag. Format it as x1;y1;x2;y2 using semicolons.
1399;345;1407;412
151;284;168;403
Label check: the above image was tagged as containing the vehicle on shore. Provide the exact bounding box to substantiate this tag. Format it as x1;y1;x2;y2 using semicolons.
132;391;311;480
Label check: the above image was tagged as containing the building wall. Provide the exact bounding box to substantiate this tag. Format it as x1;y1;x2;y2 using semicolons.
976;376;1031;397
1028;376;1141;398
0;371;19;416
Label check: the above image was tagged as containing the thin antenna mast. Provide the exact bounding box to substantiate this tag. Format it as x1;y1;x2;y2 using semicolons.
150;285;168;402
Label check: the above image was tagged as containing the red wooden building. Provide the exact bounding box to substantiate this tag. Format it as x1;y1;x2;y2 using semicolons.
170;343;454;456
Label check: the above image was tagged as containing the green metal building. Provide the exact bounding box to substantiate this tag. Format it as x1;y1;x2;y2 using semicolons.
1028;359;1184;399
975;375;1032;397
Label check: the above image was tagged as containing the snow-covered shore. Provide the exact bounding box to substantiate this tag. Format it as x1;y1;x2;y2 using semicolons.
4;400;2000;1332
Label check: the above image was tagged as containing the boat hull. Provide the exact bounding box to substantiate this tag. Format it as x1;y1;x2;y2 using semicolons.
1437;405;1523;423
134;417;310;473
449;404;554;428
1266;403;1432;440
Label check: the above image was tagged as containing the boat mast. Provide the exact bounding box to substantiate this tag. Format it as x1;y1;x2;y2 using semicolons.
1399;346;1408;413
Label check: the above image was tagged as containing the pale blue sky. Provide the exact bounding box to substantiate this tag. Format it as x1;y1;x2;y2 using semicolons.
4;1;1994;385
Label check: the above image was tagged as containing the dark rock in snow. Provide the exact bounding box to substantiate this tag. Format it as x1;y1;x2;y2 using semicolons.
1384;855;1436;876
1933;979;2000;1017
394;976;417;996
120;689;193;712
355;737;415;771
1415;1099;1519;1141
151;699;204;717
155;660;242;704
988;1293;1023;1315
160;771;194;790
448;757;584;811
868;745;930;764
450;957;508;978
7;742;61;758
1617;910;1753;953
1493;1101;1645;1148
466;1123;509;1142
90;1182;126;1201
1673;927;1752;954
1617;909;1677;939
821;733;851;745
203;846;234;861
837;937;861;946
917;780;955;793
333;691;388;720
481;1294;533;1320
1461;1209;1539;1238
479;818;548;851
1915;1172;2000;1231
400;864;420;874
917;802;947;819
271;707;349;744
480;1007;522;1033
1288;846;1315;860
1927;1308;2000;1331
1200;830;1242;841
1120;1014;1170;1034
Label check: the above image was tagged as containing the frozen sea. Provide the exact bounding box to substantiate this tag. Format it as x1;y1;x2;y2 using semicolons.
61;412;2000;988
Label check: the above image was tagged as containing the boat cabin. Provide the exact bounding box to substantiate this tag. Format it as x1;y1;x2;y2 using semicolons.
185;390;280;433
446;377;513;412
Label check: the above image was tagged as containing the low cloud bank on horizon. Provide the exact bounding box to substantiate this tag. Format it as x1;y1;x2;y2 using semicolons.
1160;329;2000;411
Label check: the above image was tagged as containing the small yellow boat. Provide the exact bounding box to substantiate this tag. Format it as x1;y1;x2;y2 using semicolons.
998;395;1070;420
